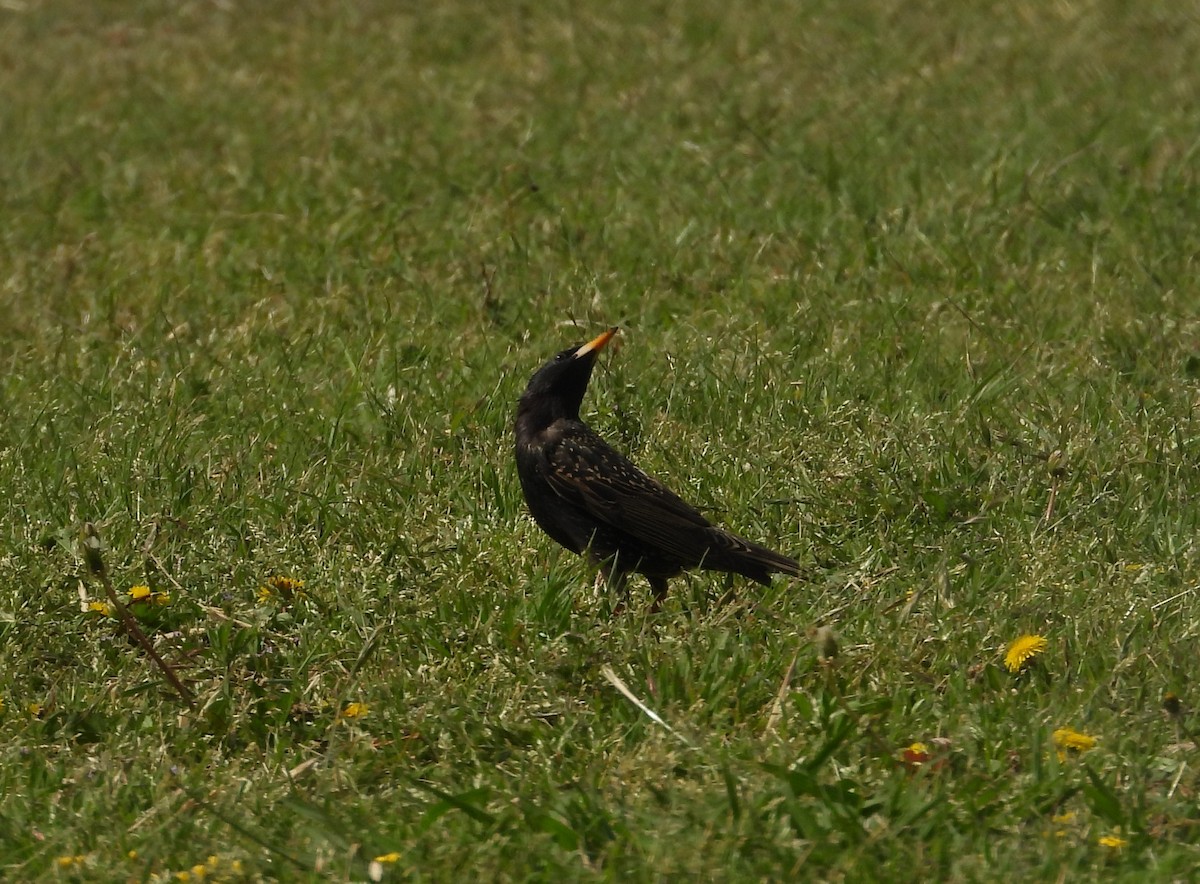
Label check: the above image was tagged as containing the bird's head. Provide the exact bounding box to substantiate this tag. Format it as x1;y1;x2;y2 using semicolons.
518;327;619;424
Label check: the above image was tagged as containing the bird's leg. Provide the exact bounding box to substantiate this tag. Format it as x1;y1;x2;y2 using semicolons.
648;577;670;613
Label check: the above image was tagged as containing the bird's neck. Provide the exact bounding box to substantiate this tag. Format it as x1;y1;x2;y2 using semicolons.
516;395;580;437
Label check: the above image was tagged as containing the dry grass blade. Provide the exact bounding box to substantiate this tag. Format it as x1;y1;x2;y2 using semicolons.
82;523;195;708
765;649;799;736
601;665;694;749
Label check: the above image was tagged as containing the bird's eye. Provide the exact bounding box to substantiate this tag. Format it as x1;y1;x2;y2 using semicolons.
555;351;572;363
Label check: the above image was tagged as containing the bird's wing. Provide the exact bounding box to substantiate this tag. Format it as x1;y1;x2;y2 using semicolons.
544;427;717;562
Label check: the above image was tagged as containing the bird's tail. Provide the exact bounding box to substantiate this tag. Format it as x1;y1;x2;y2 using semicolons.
704;529;800;585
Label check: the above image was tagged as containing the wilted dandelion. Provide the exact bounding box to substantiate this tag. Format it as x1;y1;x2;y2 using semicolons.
1004;634;1047;673
902;742;930;767
1163;692;1182;717
901;738;953;773
811;625;839;661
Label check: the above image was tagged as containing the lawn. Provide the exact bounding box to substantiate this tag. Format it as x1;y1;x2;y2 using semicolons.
2;0;1199;879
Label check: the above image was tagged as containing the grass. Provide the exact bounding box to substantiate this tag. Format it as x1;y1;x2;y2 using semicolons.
2;0;1200;879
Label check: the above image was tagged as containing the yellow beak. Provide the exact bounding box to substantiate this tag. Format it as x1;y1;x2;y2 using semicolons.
575;326;619;358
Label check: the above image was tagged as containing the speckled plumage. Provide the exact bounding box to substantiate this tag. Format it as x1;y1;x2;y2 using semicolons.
515;327;799;608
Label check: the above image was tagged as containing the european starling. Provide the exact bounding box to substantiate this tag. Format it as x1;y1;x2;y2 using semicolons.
515;327;799;608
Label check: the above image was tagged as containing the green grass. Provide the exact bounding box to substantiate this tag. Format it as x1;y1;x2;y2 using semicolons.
3;0;1200;879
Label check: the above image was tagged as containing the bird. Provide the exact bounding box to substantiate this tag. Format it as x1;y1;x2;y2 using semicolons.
514;326;800;610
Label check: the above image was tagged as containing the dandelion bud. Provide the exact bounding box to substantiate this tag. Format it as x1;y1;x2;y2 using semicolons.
81;523;106;577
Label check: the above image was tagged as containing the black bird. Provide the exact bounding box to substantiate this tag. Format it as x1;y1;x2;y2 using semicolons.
515;327;800;608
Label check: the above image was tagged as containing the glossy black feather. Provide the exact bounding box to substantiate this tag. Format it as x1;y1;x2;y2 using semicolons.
515;328;799;604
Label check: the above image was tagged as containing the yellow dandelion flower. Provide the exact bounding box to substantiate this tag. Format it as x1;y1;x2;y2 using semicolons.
1099;834;1127;849
1053;727;1096;755
88;600;112;616
55;855;86;868
342;702;370;719
1004;634;1048;673
260;575;306;603
127;850;138;860
1050;810;1076;838
374;852;402;863
28;702;43;718
190;863;207;879
268;575;305;593
176;872;192;882
0;695;5;713
129;585;170;605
